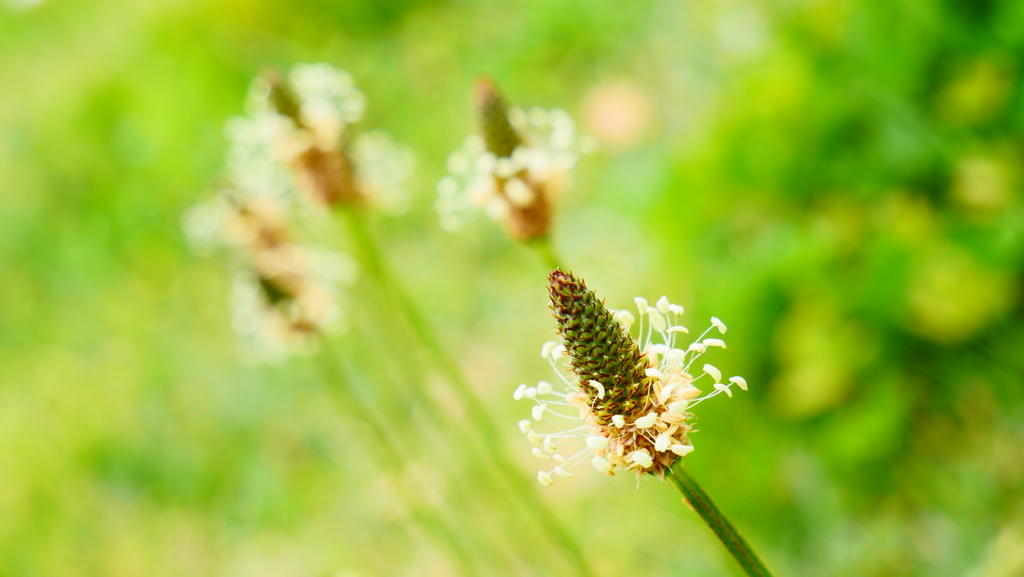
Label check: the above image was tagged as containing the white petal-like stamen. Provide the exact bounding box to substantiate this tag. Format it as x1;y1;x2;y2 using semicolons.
628;451;653;468
703;338;726;349
635;297;648;314
635;413;658;429
669;304;685;315
588;380;606;399
655;434;672;452
537;380;553;395
668;326;689;334
525;387;538;399
645;368;665;379
729;376;748;391
519;419;532;433
538;471;554;485
527;430;542;445
586;436;609;449
670;444;695;456
612;415;626;428
711;317;727;334
714;383;733;397
656;296;671;314
689;343;707;353
544;436;556;452
532;448;550;459
554;466;574;478
513;384;527;400
613;310;635;327
541;341;558;358
668;399;689;415
554;455;570;465
703;364;722;383
532;404;547;420
592;456;612;473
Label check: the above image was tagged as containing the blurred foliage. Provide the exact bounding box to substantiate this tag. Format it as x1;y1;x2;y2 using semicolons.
3;0;1024;575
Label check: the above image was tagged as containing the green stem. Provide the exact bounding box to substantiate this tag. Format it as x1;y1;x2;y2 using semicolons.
529;236;565;271
668;465;773;577
314;338;482;577
340;209;592;577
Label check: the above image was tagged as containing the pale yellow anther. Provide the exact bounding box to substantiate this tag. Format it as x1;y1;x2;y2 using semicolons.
541;341;558;358
645;368;665;380
527;430;543;445
668;326;689;334
518;419;532;433
628;450;653;468
668;399;689;415
586;436;609;449
656;296;671;314
635;413;658;429
537;380;553;395
670;444;695;457
612;415;626;428
592;456;612;473
703;364;722;383
532;404;547;420
688;343;707;354
634;297;648;314
655;433;672;452
669;304;685;315
588;380;606;399
711;317;727;334
532;448;550;459
554;466;574;478
729;376;748;391
714;382;733;397
537;471;554;485
703;338;726;349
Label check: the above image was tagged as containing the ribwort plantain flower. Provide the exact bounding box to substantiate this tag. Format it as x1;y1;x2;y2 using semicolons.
517;270;748;484
436;78;594;240
184;191;356;363
227;64;414;213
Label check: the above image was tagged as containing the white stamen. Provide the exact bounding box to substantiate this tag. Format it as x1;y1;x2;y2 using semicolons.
612;415;626;428
670;444;695;457
656;296;671;314
525;387;538;399
648;309;667;332
729;376;748;391
703;364;722;383
532;404;547;420
689;343;707;354
703;338;726;349
634;297;648;314
537;380;553;395
711;317;727;333
645;368;665;379
538;471;554;485
668;326;689;334
588;380;606;399
668;399;689;415
554;466;574;478
586;436;609;449
635;413;658;429
527;431;542;445
655;434;672;452
669;304;685;315
592;456;612;473
532;448;550;459
513;384;527;400
552;344;567;357
518;419;532;433
628;451;653;468
714;382;733;397
544;436;556;452
541;341;558;358
554;455;570;465
613;310;635;327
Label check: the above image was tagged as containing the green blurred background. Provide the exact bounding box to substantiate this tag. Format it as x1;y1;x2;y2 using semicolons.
3;0;1024;575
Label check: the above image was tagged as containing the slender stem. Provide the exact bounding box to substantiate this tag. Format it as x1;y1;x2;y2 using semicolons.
340;209;593;577
529;236;565;271
314;338;482;577
668;465;773;577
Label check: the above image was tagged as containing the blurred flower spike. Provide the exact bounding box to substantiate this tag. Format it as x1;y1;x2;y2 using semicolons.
184;193;357;363
517;270;747;485
230;63;414;213
436;78;595;241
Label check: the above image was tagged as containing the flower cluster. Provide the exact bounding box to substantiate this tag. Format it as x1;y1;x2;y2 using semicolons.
184;193;356;363
227;64;414;212
517;270;748;484
436;79;594;240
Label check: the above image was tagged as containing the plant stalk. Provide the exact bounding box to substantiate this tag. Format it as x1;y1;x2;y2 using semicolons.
668;464;773;577
340;208;592;577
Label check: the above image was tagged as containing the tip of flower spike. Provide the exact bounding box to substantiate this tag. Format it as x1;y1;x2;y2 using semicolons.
474;77;522;158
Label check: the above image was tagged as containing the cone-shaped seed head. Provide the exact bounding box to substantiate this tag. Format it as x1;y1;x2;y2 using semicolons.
475;78;522;158
548;269;651;423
